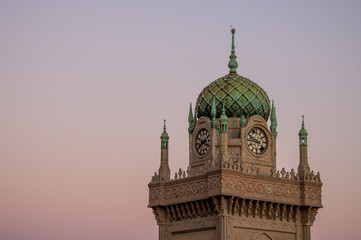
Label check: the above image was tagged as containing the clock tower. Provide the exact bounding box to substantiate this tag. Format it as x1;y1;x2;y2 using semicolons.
148;29;322;240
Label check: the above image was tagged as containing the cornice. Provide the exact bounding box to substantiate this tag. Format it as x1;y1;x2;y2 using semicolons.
148;169;322;208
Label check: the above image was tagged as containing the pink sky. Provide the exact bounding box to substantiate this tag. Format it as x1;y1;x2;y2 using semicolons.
1;1;361;239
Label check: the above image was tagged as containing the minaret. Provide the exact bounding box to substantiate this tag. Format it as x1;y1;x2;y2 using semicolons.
228;28;238;73
188;103;194;166
158;120;170;181
218;105;229;162
298;115;310;179
270;100;278;172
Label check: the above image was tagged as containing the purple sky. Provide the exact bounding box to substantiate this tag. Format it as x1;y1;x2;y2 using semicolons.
1;1;361;239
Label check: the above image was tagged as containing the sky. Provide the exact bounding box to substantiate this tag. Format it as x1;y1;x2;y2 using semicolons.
0;1;361;239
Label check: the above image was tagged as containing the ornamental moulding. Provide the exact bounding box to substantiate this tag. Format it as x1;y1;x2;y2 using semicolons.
148;169;322;208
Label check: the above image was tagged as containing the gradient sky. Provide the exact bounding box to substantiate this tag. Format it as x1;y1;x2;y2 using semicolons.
1;1;361;240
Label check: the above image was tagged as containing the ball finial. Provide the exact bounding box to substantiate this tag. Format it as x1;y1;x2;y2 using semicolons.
231;28;235;34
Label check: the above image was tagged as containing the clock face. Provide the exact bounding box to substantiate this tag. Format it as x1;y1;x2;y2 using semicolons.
196;129;210;156
247;127;268;155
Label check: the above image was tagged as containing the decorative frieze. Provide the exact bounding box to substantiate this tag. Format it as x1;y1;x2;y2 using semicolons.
149;169;322;207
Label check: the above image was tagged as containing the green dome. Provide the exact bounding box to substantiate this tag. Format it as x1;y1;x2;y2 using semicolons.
299;128;308;137
298;116;308;138
196;73;271;120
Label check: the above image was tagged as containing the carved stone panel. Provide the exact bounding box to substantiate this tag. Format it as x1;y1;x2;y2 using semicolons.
233;227;296;240
171;229;217;240
231;216;296;233
169;217;216;233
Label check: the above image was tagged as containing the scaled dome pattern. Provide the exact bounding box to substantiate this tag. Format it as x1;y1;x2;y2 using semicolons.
196;73;271;120
195;28;271;121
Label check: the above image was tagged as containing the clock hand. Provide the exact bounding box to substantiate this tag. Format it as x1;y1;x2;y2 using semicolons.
248;136;260;144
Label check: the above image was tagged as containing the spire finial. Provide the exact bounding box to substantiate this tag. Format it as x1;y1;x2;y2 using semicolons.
160;119;169;148
302;115;305;128
299;115;308;146
270;100;278;138
162;119;168;134
228;28;238;73
188;103;193;123
231;28;235;52
188;103;195;134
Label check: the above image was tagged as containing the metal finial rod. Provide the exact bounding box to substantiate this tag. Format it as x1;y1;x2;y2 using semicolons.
231;28;235;53
302;115;305;128
228;28;238;73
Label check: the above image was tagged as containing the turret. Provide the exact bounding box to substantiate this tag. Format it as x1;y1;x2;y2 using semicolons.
159;120;170;181
298;115;310;179
188;103;195;134
188;103;195;166
270;100;277;138
219;105;229;162
219;105;228;133
270;100;278;171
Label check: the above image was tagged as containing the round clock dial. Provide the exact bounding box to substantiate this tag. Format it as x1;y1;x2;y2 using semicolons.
247;127;268;155
196;129;210;156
